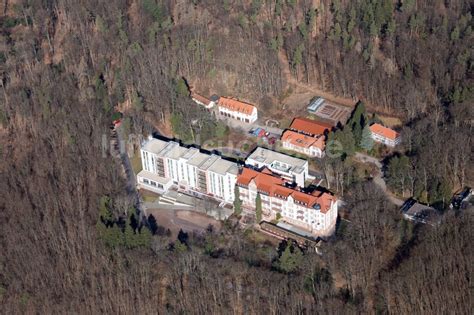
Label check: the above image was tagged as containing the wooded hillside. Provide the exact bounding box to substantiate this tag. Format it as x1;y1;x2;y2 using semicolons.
0;0;472;313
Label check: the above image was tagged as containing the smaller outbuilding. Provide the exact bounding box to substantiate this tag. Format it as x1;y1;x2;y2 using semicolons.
307;97;325;113
218;97;258;123
400;199;440;226
191;91;215;109
289;117;332;137
369;123;401;147
281;130;325;158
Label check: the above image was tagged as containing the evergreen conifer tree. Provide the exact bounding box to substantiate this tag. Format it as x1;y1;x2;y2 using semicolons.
233;186;242;216
148;214;158;235
360;124;374;151
274;242;303;273
255;193;262;222
124;213;138;248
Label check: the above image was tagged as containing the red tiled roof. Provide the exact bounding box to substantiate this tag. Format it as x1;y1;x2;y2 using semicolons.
273;185;293;198
292;190;317;206
281;130;325;150
218;97;256;115
191;92;212;106
237;167;335;213
369;123;399;140
290;117;332;136
311;190;335;211
236;167;285;193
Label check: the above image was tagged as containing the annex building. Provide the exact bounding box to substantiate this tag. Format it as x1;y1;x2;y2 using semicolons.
369;123;401;147
289;117;332;137
191;91;215;109
245;147;309;187
218;97;258;123
280;117;332;158
281;130;326;158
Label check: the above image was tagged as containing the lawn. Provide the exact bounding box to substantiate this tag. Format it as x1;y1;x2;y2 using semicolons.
139;190;160;203
130;148;142;175
278;118;292;129
379;115;402;127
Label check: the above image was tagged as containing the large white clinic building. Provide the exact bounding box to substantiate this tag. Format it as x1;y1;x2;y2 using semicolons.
137;137;239;203
245;147;309;187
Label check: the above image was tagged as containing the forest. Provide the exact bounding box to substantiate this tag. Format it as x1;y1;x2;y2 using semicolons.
0;0;472;313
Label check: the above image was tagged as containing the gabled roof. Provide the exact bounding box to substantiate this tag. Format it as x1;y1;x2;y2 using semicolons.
191;92;212;106
292;190;316;205
281;130;325;150
237;167;335;213
290;117;332;136
218;97;256;115
236;167;285;192
311;190;334;212
369;123;399;140
273;185;294;198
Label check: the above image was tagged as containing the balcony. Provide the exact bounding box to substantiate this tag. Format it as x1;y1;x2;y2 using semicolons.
198;183;207;191
270;163;291;174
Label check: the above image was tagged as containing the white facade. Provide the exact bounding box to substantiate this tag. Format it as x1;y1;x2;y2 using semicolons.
370;133;401;147
218;97;258;123
245;147;309;187
137;170;173;194
369;124;401;147
281;138;324;158
137;137;238;203
192;97;215;109
237;170;337;237
218;105;258;123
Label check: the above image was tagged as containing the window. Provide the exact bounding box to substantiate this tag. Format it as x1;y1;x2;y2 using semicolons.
150;181;157;187
219;176;224;197
143;179;150;184
144;152;149;171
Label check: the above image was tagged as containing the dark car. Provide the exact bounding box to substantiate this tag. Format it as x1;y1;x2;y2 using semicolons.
451;187;472;210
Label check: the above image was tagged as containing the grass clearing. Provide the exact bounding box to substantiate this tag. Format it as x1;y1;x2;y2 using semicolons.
130;148;142;175
278;118;292;129
139;190;160;203
379;115;402;127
